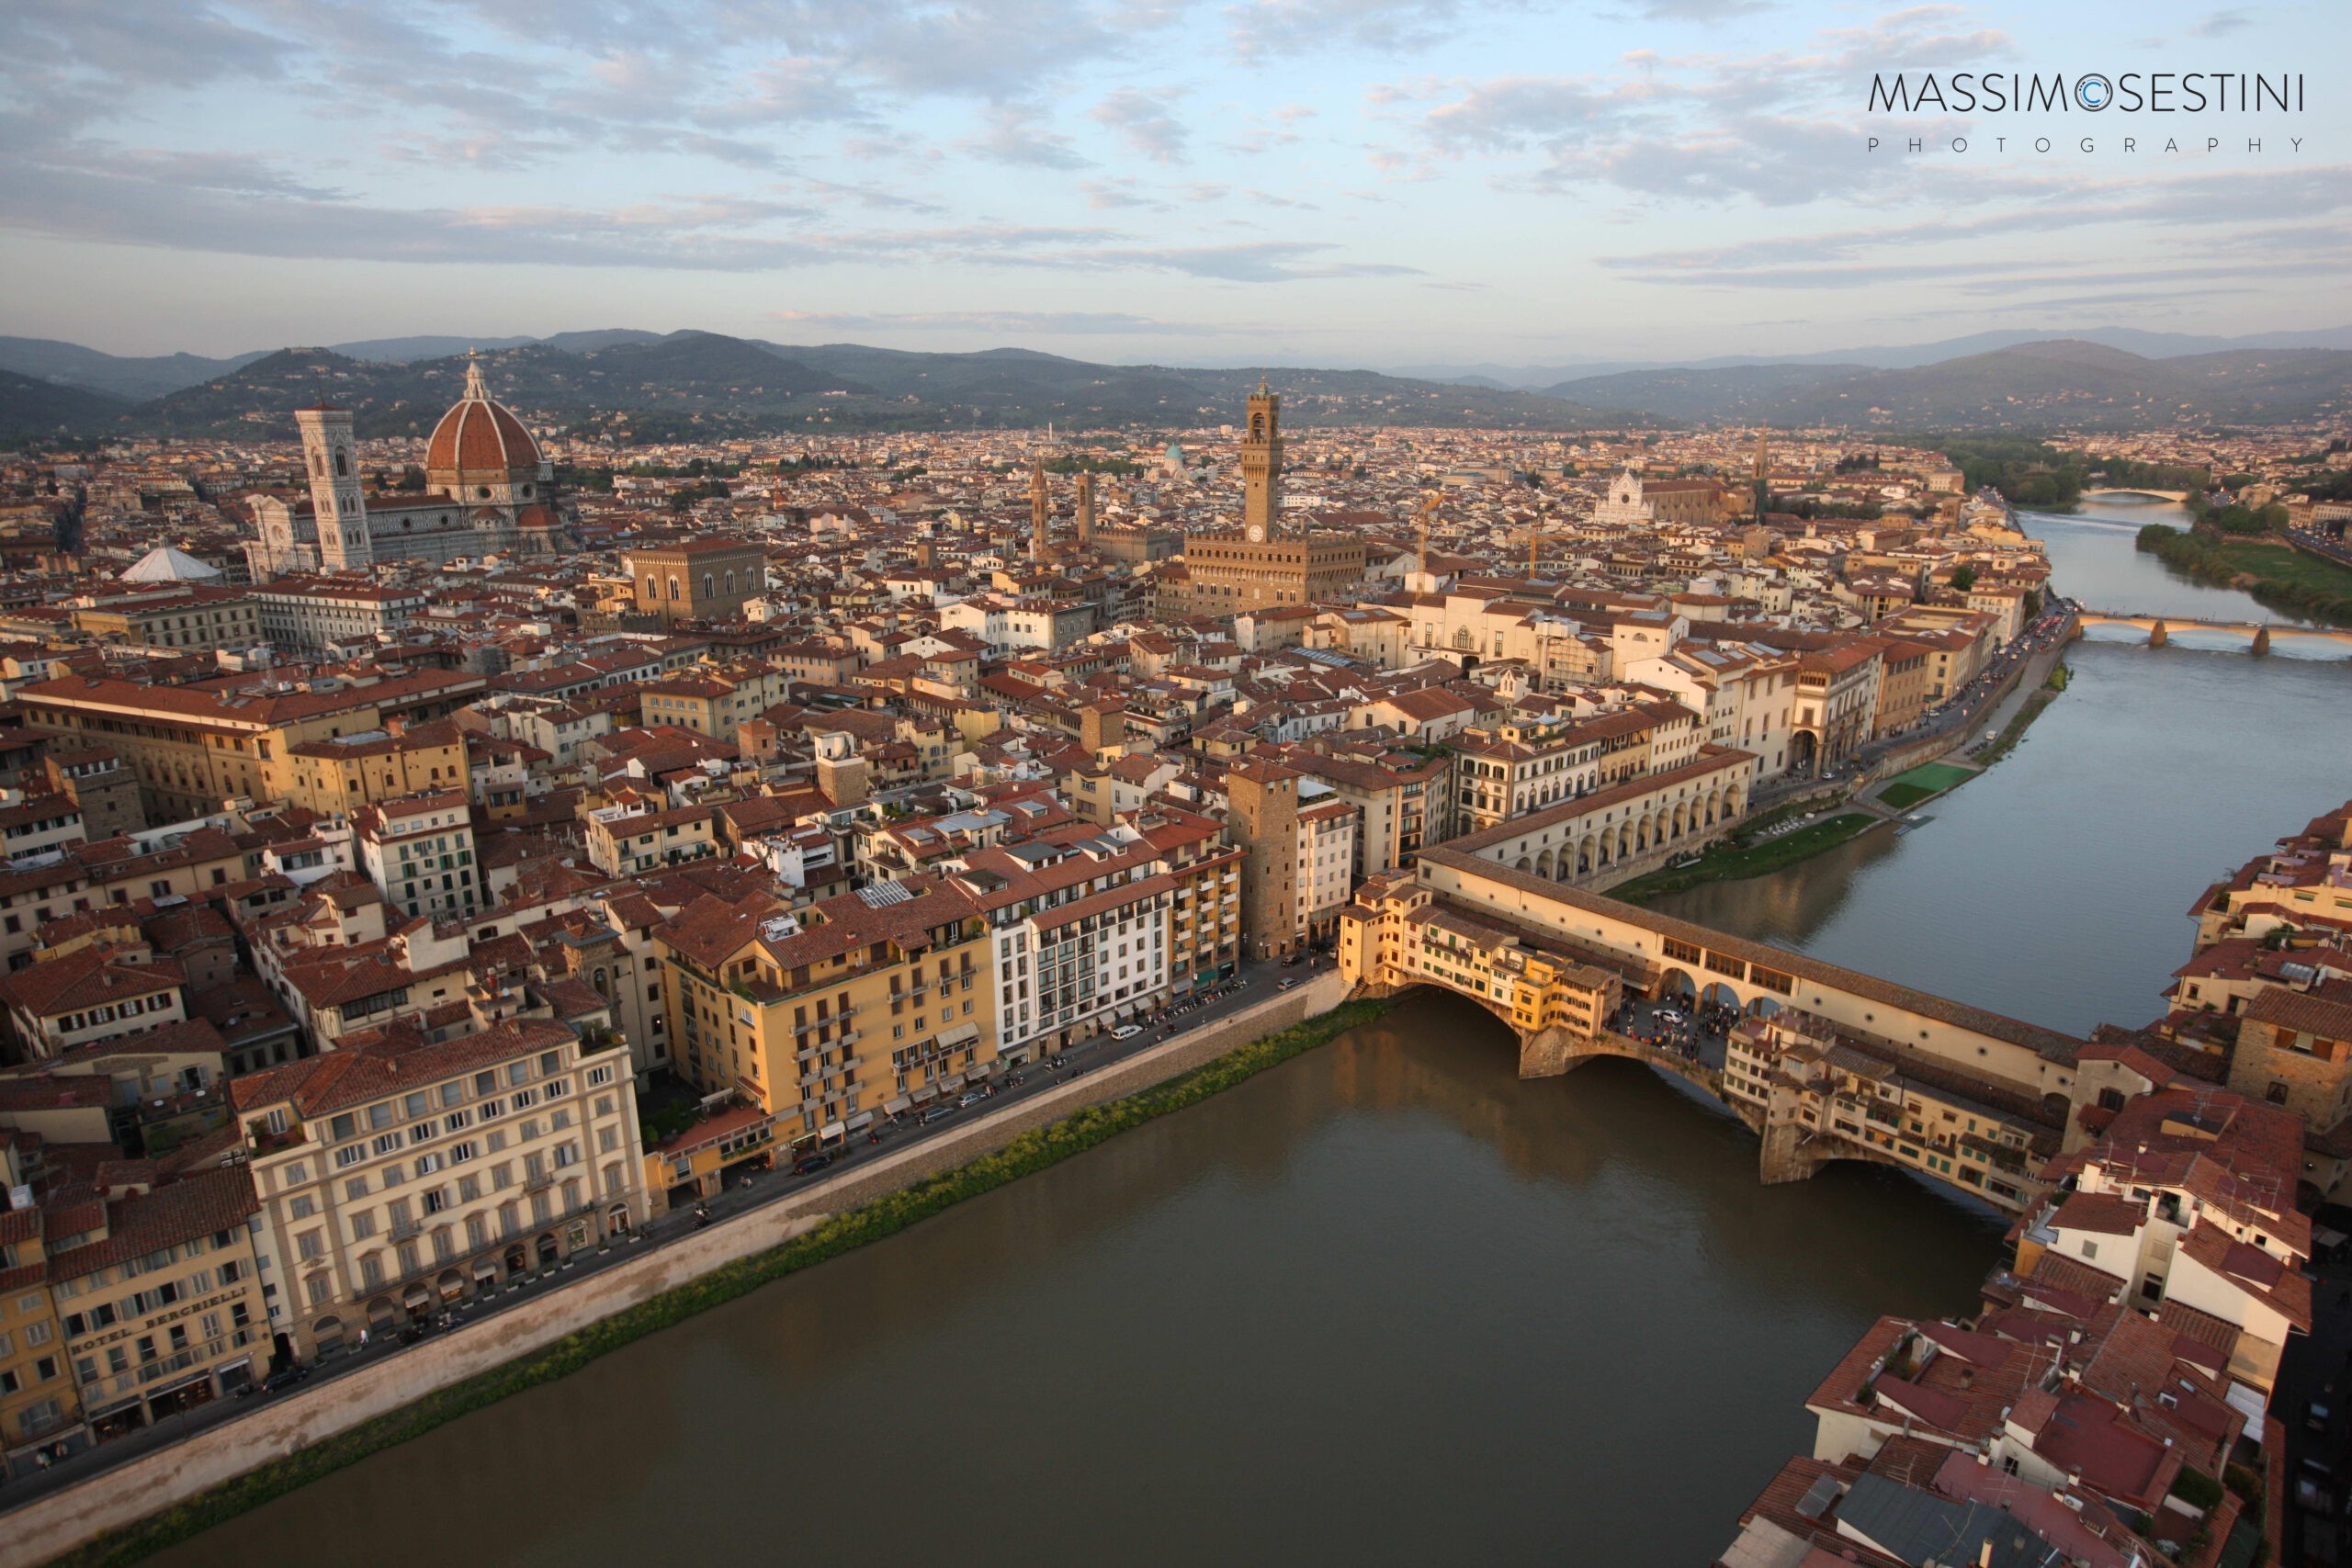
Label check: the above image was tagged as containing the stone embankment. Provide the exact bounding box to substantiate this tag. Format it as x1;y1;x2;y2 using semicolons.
5;971;1349;1568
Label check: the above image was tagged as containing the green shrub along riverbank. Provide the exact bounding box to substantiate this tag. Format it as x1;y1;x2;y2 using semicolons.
2137;524;2352;626
1606;812;1879;902
48;997;1392;1568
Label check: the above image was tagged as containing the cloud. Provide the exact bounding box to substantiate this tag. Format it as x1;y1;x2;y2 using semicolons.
1079;177;1171;210
2188;7;2255;37
1224;0;1509;63
768;308;1227;333
1007;240;1424;280
961;102;1091;168
1091;88;1190;164
1618;0;1770;17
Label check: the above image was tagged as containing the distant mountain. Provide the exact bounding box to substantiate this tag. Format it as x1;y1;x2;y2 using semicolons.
539;329;666;355
1395;324;2352;387
0;337;267;402
128;332;1637;439
0;367;132;439
1541;364;1867;421
1544;340;2352;430
329;334;537;362
30;328;2343;441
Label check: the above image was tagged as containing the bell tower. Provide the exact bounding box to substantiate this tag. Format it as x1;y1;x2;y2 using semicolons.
296;403;369;569
1240;378;1283;543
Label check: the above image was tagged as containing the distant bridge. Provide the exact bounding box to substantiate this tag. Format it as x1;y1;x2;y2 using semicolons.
2075;613;2352;651
2081;487;2189;502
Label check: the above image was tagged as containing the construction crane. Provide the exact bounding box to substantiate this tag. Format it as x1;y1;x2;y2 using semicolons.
1415;491;1441;578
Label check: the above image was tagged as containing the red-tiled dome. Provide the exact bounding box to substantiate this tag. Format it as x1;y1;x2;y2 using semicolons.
425;394;539;478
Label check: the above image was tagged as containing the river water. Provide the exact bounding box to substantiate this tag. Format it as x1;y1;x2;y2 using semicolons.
153;994;2002;1568
1648;498;2350;1035
148;496;2346;1568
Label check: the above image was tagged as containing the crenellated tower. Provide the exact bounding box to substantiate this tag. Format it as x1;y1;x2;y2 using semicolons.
1239;378;1283;542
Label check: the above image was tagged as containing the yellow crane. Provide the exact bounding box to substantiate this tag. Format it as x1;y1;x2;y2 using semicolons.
1415;491;1441;578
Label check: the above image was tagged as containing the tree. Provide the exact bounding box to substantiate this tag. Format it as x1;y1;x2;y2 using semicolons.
1950;565;1977;592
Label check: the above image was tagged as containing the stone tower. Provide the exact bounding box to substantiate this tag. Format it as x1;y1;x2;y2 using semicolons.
1225;758;1301;960
296;403;369;569
1239;378;1283;543
1029;457;1050;563
1075;469;1096;545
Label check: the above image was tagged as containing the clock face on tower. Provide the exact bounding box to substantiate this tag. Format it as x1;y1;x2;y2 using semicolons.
1246;524;1264;542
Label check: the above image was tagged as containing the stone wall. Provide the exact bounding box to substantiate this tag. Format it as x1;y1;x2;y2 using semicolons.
1;970;1350;1568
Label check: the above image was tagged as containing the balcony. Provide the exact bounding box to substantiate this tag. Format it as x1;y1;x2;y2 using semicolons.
525;1172;555;1194
390;1218;424;1242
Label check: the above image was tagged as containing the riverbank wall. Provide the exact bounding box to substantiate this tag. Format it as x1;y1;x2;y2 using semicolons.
7;973;1351;1568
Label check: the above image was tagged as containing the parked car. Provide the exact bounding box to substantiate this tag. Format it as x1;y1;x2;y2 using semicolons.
1278;977;1297;991
261;1365;312;1395
918;1104;955;1124
957;1091;985;1108
1111;1023;1142;1040
793;1153;832;1176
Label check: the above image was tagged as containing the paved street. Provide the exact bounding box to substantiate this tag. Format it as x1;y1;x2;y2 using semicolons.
2273;1230;2352;1567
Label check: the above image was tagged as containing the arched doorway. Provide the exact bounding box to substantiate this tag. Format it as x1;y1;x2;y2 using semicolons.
311;1315;346;1357
535;1233;560;1269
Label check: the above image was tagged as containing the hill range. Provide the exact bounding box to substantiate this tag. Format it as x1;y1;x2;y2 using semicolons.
0;330;2344;442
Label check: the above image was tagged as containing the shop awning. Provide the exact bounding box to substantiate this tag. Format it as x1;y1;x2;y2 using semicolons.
820;1120;846;1142
884;1095;912;1114
845;1111;875;1131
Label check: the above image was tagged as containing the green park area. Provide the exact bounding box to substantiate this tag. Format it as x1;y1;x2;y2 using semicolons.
1608;812;1880;902
1875;761;1976;811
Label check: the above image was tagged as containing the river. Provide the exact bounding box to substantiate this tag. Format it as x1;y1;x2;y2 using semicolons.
1648;496;2351;1034
146;496;2345;1568
151;993;2002;1568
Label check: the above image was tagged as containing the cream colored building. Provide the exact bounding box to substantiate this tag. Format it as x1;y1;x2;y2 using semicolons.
52;1166;267;1443
232;1018;645;1359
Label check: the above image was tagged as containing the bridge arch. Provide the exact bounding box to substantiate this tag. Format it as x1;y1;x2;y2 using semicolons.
1744;995;1782;1018
1657;966;1698;1001
1700;981;1740;1011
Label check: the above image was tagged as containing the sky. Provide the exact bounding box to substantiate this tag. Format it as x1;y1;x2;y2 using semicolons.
1;0;2345;367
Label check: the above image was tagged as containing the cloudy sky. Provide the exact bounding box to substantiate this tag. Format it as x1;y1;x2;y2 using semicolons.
2;0;2343;365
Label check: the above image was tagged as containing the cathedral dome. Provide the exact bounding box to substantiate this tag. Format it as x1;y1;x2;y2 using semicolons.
424;355;542;488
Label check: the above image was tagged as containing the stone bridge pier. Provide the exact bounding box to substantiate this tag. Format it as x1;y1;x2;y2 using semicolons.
1519;1025;1576;1078
1757;1120;1824;1186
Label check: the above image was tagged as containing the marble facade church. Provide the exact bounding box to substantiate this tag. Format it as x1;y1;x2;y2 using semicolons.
246;354;573;580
